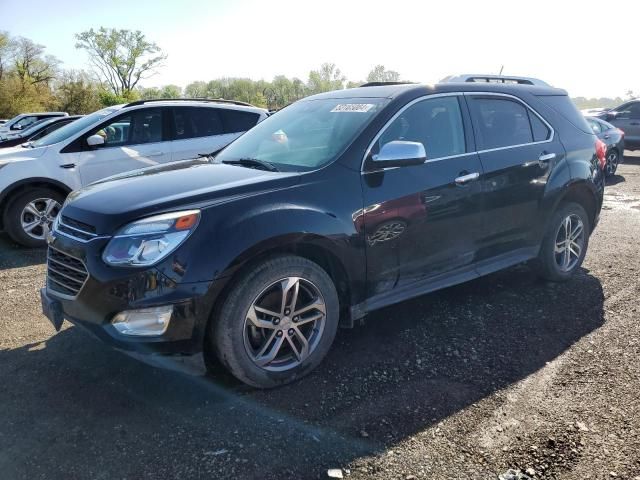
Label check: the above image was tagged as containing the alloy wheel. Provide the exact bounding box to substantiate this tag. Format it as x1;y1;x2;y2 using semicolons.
606;150;618;176
20;198;60;241
554;214;585;272
243;276;327;371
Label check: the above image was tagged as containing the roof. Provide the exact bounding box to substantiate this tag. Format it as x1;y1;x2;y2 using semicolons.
305;82;567;101
122;98;268;114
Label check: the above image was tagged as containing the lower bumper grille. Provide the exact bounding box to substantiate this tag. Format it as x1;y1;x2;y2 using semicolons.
47;247;89;298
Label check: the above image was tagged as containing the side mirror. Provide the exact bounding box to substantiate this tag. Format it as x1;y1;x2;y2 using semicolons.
371;140;426;168
86;134;105;147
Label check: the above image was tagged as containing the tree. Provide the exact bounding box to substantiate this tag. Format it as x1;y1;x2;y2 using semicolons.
0;31;12;81
184;81;207;98
307;63;346;94
13;37;59;88
159;84;182;98
75;28;166;97
54;70;102;114
366;65;400;83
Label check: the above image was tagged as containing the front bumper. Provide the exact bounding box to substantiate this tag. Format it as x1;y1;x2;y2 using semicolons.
41;231;222;356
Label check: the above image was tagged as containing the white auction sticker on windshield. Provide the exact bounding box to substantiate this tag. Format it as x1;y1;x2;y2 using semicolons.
331;103;375;113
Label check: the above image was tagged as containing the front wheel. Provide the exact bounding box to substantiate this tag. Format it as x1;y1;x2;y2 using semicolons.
534;202;590;282
4;188;64;247
210;255;340;388
605;149;620;177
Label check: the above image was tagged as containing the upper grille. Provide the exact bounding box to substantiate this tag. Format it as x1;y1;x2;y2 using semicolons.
47;247;89;298
56;216;98;242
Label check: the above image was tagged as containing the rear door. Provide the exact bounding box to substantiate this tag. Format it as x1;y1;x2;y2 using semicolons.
170;107;260;161
466;94;565;262
361;94;485;296
74;107;171;185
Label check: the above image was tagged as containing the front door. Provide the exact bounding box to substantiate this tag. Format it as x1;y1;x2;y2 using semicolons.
76;108;171;185
466;94;566;261
361;95;485;297
610;102;640;149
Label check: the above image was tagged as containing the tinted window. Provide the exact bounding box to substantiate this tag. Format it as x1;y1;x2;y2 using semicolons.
221;110;260;133
89;108;163;147
586;118;601;134
529;111;551;141
537;95;592;134
617;102;640;120
376;96;466;159
173;107;224;140
470;98;533;149
29;121;71;141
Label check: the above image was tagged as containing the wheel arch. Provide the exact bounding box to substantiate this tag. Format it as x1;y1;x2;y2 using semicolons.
0;178;72;228
207;233;356;335
553;180;599;232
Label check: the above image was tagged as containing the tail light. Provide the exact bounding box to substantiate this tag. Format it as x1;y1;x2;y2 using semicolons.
595;139;607;170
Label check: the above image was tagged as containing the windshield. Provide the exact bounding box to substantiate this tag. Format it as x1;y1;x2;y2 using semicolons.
30;108;118;148
216;97;388;171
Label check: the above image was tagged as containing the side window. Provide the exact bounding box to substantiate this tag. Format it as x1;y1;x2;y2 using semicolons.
470;97;534;149
529;111;551;141
14;116;37;129
375;96;466;159
587;118;601;134
616;102;640;120
89;108;163;148
173;107;224;140
220;110;260;134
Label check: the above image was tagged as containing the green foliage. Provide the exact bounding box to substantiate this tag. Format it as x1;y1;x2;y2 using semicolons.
571;96;626;110
307;63;346;94
366;65;400;83
75;27;166;97
54;70;102;114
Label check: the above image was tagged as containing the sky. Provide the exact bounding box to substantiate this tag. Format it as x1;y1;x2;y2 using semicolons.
1;0;638;98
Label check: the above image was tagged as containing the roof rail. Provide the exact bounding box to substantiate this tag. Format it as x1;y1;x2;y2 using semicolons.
440;74;550;86
123;98;256;108
360;81;415;87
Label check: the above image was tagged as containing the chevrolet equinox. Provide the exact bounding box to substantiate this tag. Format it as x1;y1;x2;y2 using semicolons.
40;81;605;388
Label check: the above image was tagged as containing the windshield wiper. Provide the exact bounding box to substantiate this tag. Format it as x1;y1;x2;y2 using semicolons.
221;158;279;172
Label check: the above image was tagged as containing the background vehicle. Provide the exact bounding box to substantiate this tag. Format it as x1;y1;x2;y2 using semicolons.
593;100;640;150
0;116;82;149
0;99;268;247
41;80;604;388
0;112;68;134
585;116;625;176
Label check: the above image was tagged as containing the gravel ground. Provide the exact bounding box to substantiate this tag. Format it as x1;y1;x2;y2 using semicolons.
1;154;639;480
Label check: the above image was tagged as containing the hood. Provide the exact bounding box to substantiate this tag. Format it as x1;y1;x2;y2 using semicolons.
0;144;48;164
63;159;300;234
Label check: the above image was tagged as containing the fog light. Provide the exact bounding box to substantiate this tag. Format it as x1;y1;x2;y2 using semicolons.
111;306;173;336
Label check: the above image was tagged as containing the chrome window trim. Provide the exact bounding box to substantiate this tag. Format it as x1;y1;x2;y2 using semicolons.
361;91;555;173
46;245;89;300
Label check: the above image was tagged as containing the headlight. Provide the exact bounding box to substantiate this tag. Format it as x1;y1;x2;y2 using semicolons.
102;210;200;267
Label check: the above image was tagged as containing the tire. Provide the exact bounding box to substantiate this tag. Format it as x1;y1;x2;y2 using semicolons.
605;149;620;177
534;202;590;282
210;255;340;388
3;188;65;248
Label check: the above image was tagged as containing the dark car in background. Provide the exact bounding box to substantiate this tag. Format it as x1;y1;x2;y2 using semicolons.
593;100;640;150
585;116;625;176
0;116;82;149
41;78;605;388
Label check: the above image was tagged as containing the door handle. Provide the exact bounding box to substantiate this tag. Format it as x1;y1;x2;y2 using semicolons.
148;151;164;157
538;153;556;162
630;122;640;126
603;134;610;139
454;172;479;185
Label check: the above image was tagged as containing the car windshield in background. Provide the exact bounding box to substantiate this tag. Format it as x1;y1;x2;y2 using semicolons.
216;97;388;171
30;108;118;148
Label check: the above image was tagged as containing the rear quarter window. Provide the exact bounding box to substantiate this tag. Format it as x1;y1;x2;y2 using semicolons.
536;95;592;134
221;110;260;134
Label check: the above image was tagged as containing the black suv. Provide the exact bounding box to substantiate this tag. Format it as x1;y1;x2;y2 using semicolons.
41;81;605;388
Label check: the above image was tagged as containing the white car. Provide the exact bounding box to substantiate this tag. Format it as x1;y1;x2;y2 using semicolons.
0;112;68;134
0;99;268;246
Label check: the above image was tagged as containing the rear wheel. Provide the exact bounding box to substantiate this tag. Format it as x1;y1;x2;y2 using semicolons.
605;149;619;177
4;188;64;247
210;255;339;388
534;202;590;282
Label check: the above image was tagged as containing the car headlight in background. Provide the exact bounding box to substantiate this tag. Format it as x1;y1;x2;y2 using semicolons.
102;210;200;267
